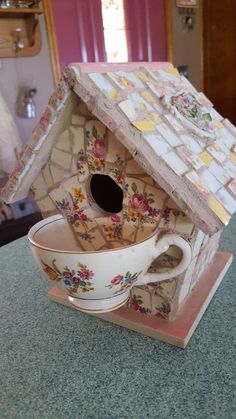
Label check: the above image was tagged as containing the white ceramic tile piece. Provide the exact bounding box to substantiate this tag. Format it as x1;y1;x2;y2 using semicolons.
50;165;67;184
180;135;202;154
185;171;210;196
178;257;198;304
71;115;86;125
176;146;204;170
216;188;236;214
164;113;185;134
42;164;54;189
118;99;137;122
192;230;205;258
225;161;236;178
208;160;230;184
163;151;189;175
37;196;57;212
207;145;227;164
31;173;48;200
157;123;182;147
70;126;85;154
218;126;235;147
143;133;171;156
199;169;222;193
89;73;117;97
51;149;72;170
56;129;71;152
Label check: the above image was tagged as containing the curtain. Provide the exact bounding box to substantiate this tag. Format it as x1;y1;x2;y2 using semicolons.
124;0;167;62
51;0;106;70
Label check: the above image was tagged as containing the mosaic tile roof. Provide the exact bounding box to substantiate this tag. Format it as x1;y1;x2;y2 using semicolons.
2;62;236;235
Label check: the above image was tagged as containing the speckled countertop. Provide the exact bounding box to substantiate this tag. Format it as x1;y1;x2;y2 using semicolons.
0;217;236;419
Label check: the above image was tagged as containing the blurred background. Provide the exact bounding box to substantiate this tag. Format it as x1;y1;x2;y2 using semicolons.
0;0;235;244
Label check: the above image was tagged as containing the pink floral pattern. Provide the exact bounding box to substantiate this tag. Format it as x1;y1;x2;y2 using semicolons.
41;259;94;294
131;295;151;314
106;271;141;293
123;182;160;226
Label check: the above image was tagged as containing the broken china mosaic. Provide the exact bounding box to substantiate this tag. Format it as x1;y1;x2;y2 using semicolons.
1;63;233;318
3;64;236;233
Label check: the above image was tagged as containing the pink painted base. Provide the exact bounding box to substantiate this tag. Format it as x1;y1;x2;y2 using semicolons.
48;252;233;348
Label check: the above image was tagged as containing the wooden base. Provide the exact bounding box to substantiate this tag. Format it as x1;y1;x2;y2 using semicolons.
48;252;233;348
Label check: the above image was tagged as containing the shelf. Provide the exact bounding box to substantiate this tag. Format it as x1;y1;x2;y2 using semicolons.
0;5;42;57
0;7;43;16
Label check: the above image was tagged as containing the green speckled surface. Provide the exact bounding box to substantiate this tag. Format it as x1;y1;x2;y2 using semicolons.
0;217;236;419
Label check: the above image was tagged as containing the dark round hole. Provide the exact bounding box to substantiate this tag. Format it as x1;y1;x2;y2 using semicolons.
90;174;123;213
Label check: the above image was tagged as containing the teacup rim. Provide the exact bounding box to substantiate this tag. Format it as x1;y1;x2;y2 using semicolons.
28;214;158;254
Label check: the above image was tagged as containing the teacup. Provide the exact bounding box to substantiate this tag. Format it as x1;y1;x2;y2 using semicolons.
28;214;192;313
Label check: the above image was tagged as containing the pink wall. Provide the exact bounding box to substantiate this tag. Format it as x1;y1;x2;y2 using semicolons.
51;0;167;70
52;0;106;71
124;0;167;61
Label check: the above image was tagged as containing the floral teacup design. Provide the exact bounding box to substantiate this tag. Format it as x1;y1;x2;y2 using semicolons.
28;214;192;313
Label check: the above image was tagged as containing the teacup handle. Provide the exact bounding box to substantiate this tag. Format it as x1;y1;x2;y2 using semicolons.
135;233;192;286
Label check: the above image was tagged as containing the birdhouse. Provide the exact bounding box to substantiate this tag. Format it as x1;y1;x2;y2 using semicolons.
2;62;235;347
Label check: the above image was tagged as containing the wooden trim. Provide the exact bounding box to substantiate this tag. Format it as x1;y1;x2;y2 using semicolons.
164;0;173;63
198;0;204;91
43;0;61;84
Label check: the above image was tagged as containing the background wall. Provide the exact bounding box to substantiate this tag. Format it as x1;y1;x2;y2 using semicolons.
0;15;54;146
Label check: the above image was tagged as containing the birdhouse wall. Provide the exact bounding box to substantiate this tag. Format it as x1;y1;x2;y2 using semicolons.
28;92;221;319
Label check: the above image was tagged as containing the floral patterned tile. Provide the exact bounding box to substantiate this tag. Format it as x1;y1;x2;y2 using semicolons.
106;131;126;165
70;126;85;154
31;172;48;200
63;175;87;208
95;214;123;241
56;129;72;152
85;120;107;154
158;208;177;230
50;148;72;171
105;163;125;187
76;150;89;182
87;152;105;174
130;289;152;315
148;277;178;301
150;293;171;319
76;227;107;252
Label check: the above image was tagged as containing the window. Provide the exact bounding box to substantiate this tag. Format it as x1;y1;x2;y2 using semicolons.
101;0;128;63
